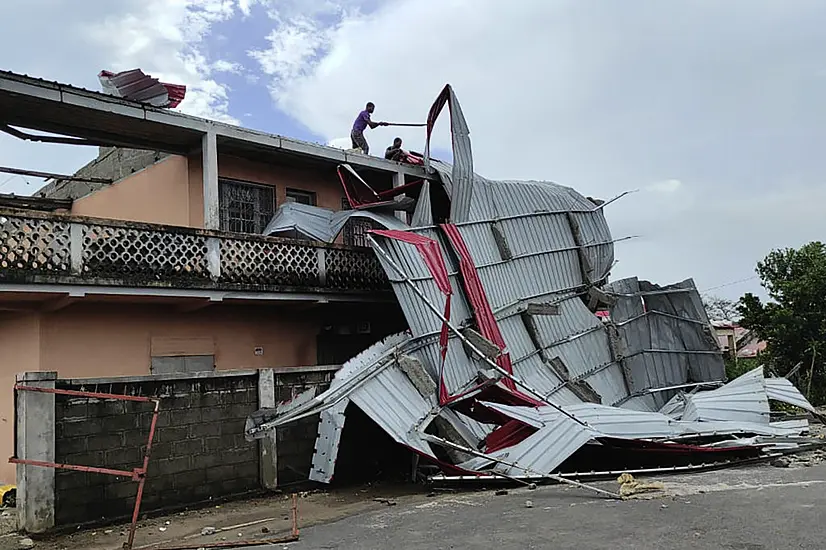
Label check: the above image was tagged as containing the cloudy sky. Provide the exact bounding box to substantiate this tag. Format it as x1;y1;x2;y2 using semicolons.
1;0;825;301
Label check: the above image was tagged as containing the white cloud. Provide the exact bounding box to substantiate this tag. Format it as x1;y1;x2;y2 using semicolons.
248;0;826;299
0;0;239;195
213;60;244;74
647;180;682;193
83;0;239;123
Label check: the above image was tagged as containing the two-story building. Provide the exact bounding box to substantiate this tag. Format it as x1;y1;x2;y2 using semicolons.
0;69;433;483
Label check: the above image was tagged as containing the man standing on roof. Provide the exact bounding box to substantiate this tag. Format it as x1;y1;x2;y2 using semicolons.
351;102;387;155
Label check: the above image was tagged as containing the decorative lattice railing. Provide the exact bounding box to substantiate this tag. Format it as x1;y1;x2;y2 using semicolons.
0;210;389;292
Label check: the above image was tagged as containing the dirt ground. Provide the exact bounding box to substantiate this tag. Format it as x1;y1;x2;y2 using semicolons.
0;484;435;550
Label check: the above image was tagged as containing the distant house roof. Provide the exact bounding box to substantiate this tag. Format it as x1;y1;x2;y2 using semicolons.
712;322;766;358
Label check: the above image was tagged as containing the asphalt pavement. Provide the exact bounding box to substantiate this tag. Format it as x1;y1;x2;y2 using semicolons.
278;462;826;550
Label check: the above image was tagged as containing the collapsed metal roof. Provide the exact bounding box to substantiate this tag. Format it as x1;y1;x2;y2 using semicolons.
98;69;186;108
246;84;820;489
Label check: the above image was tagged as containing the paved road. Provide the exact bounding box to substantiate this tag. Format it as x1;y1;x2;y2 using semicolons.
279;463;826;550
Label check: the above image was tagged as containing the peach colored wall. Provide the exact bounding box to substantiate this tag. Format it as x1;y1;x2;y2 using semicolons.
71;156;191;226
39;303;320;378
0;312;41;483
71;152;346;231
187;154;347;228
0;302;322;483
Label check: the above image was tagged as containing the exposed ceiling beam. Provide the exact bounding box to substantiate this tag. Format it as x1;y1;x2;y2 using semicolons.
0;124;98;146
0;165;111;185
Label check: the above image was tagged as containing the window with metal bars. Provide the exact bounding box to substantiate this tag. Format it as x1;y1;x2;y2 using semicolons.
341;197;378;247
219;179;275;234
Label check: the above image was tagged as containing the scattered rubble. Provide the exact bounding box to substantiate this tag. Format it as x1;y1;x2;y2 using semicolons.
18;537;34;549
245;84;826;496
772;458;791;468
617;474;666;500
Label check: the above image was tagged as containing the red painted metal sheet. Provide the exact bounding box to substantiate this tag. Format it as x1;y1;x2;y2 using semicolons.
440;224;545;406
484;420;538;453
99;69;186;108
372;230;453;404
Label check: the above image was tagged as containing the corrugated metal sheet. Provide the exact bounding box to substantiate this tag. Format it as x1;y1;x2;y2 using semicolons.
765;377;817;413
410;180;433;227
246;83;811;485
262;201;405;242
98;69;186;108
309;398;349;483
484;410;596;476
482;397;809;443
683;367;770;424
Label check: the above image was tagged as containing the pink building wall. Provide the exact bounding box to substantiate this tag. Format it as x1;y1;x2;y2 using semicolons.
73;153;348;229
72;156;192;226
0;312;42;484
0;302;324;483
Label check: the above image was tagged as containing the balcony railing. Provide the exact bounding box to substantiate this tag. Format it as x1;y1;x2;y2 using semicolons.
0;209;389;293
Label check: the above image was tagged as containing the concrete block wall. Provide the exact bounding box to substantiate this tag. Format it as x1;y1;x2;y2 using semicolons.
14;366;338;531
37;147;167;200
53;373;260;525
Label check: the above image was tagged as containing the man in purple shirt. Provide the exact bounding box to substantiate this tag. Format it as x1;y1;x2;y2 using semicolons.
351;102;387;154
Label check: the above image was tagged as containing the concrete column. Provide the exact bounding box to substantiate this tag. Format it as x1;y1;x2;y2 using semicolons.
15;371;57;534
202;128;220;230
69;223;83;275
393;170;407;224
257;369;278;490
206;237;221;281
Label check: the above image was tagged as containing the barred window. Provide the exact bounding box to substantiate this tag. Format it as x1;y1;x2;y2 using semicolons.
219;179;275;234
341;197;378;247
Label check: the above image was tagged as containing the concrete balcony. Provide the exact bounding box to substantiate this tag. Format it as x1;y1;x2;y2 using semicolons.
0;209;390;299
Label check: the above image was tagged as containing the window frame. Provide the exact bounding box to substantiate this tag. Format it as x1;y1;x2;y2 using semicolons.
218;178;275;234
285;188;318;206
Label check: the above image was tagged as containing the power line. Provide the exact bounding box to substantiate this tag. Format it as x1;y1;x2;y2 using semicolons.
0;174;17;190
701;276;759;293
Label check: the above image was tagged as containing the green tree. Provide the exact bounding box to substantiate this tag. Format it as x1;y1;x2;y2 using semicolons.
737;241;826;404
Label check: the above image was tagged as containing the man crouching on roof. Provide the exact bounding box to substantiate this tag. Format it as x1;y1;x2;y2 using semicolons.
351;102;387;154
384;137;406;162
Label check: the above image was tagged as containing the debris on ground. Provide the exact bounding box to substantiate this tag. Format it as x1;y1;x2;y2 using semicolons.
17;537;34;549
617;474;666;500
245;84;826;499
494;490;509;496
771;457;791;468
524;500;534;508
